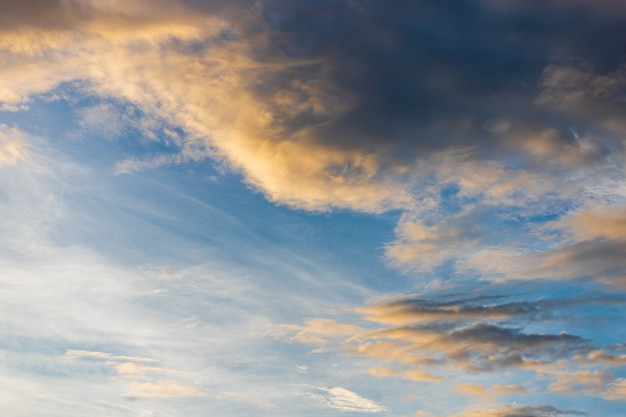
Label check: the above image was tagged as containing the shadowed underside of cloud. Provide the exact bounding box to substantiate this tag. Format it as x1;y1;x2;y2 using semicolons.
279;293;626;402
356;294;626;325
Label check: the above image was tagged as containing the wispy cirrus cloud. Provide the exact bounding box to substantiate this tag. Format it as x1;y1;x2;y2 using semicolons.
311;386;387;413
64;349;204;399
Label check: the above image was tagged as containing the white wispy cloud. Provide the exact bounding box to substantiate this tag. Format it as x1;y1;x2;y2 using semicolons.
313;386;387;413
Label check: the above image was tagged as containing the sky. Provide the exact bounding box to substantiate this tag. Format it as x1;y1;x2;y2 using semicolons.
1;1;626;416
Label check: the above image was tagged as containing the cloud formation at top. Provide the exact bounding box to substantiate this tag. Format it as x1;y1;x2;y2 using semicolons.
2;0;624;203
2;0;625;289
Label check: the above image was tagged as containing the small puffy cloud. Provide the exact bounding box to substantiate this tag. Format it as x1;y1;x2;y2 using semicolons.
0;88;28;111
561;207;626;241
115;362;175;377
313;387;387;413
600;378;626;401
454;384;490;401
547;370;610;395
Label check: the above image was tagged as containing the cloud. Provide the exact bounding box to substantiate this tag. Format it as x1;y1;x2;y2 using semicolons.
274;318;366;348
453;383;525;402
0;124;26;166
2;0;624;211
348;322;584;373
450;405;585;417
369;366;444;383
125;381;203;399
2;2;626;416
281;292;626;400
286;313;585;373
312;387;387;413
459;206;626;287
355;294;625;326
538;65;626;138
65;348;201;399
601;378;626;401
2;0;626;297
64;349;159;363
564;208;626;240
547;370;611;395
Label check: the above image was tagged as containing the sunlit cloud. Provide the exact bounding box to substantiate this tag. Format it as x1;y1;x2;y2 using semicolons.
0;124;26;166
280;292;626;405
453;384;526;402
450;404;585;417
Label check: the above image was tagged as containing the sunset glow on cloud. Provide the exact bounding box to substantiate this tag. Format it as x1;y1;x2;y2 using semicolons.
1;1;625;416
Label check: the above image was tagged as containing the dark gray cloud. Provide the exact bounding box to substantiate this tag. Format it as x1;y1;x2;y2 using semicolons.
233;0;626;165
354;320;586;372
357;294;626;324
279;294;626;373
525;239;626;288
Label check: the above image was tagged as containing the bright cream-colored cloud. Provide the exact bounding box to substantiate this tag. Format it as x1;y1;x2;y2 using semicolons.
601;378;626;401
453;383;525;402
0;0;414;213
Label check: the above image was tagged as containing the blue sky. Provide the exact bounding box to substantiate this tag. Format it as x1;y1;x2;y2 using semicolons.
1;1;626;416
